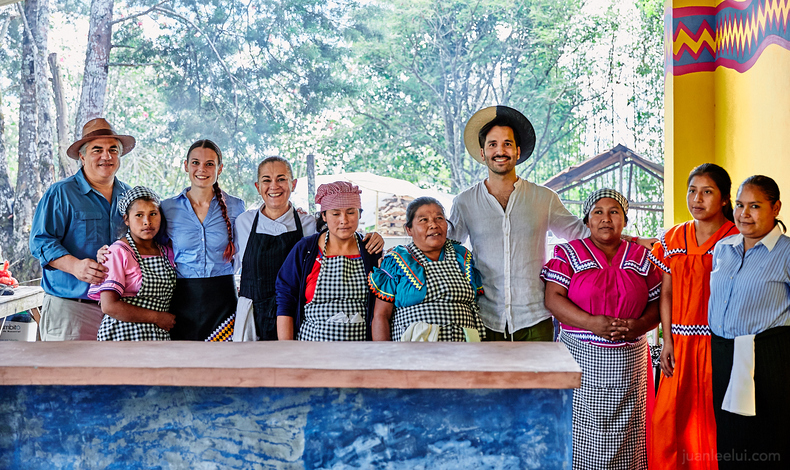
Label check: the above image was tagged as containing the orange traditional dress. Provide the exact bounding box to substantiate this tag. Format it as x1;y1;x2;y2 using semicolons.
648;220;737;469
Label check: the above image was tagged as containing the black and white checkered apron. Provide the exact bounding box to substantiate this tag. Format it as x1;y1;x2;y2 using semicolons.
298;234;368;342
97;233;176;341
560;330;648;470
391;241;484;342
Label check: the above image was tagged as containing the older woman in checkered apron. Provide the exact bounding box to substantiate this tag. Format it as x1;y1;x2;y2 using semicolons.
276;182;382;341
541;189;662;470
89;187;177;340
369;197;485;342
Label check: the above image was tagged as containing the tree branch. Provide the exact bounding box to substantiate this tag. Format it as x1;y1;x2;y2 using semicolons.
108;62;160;67
110;0;170;26
153;6;240;86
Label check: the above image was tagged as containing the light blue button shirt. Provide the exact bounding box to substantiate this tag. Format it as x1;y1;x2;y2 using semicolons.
161;188;245;279
29;168;131;299
708;224;790;338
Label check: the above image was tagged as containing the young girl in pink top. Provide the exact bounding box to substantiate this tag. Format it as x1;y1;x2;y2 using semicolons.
89;186;177;340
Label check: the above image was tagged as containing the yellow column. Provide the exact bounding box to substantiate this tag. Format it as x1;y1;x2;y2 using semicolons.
664;0;717;226
665;0;790;226
715;46;790;201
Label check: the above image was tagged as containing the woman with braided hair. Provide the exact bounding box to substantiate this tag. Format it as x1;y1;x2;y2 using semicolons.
161;139;245;341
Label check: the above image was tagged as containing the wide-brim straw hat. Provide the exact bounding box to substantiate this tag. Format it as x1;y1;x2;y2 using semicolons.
463;106;536;165
66;118;136;160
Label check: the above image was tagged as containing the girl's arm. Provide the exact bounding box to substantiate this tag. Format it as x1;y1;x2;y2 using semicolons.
544;282;624;340
658;272;675;376
277;316;295;340
99;290;176;331
371;299;394;341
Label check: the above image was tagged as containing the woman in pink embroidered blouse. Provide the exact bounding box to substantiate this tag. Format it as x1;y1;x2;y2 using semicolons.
541;188;661;470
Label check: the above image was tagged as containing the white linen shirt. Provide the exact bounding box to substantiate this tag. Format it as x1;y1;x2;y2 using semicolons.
232;203;316;341
449;178;588;333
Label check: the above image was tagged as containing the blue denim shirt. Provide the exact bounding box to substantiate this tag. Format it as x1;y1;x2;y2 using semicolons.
29;168;131;299
161;188;245;279
708;225;790;338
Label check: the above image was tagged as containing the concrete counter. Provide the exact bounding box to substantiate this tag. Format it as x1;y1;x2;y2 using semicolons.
0;342;580;469
0;341;581;389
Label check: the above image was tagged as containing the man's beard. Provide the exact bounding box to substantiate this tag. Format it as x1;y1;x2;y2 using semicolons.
485;155;514;174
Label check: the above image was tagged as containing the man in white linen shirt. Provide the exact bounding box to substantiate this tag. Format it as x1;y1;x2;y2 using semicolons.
449;106;651;341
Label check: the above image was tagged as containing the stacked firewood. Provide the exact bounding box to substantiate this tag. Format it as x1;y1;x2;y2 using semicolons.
377;195;414;236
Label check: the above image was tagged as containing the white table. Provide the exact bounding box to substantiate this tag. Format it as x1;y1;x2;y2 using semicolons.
0;286;44;339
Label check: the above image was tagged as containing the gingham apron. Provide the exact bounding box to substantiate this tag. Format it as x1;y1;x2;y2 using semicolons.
97;233;176;341
561;330;648;470
298;233;368;342
391;241;484;342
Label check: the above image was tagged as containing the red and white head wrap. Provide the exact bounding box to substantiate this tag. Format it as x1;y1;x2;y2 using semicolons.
315;181;362;212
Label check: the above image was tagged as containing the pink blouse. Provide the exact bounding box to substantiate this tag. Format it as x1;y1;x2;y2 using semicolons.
88;240;175;301
541;238;661;346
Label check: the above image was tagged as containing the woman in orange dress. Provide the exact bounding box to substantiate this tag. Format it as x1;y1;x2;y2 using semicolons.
649;164;738;469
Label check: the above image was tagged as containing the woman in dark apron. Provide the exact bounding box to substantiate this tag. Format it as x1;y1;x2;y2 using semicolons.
160;140;245;341
233;157;315;341
276;181;382;341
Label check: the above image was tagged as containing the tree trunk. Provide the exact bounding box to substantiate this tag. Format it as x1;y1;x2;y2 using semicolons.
0;16;15;260
74;0;114;134
13;0;44;282
0;96;14;261
49;53;79;179
34;0;55;189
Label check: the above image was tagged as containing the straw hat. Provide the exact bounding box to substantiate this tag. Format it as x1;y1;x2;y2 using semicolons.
463;106;536;165
66;118;136;160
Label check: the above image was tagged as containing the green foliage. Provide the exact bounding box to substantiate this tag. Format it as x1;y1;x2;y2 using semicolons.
336;0;604;192
105;0;368;203
1;0;665;214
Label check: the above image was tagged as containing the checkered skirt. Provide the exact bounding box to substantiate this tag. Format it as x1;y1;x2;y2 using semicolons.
97;234;176;341
561;330;648;470
298;235;368;342
391;242;484;342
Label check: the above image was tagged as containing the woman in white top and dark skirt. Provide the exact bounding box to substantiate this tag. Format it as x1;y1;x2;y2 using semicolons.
708;175;790;469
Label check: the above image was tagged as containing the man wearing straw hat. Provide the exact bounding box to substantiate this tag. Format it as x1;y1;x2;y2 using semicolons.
449;106;651;342
30;118;134;341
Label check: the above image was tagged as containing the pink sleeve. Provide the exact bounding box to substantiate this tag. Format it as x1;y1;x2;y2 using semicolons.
646;263;662;302
87;242;142;300
540;245;573;289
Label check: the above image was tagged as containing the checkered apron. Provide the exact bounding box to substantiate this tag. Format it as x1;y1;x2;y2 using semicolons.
391;241;484;342
298;234;368;342
560;330;648;470
97;233;176;341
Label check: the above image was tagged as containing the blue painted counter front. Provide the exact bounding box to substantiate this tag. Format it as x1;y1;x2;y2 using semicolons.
0;385;572;469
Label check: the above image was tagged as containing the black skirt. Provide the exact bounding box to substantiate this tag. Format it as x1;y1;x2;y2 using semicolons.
169;275;237;341
711;326;790;469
